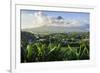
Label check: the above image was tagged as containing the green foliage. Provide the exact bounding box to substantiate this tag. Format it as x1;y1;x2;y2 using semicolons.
21;31;89;63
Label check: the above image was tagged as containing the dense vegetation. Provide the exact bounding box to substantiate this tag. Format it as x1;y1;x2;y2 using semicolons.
21;31;89;63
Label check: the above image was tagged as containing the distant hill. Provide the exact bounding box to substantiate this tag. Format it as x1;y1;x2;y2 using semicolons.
22;25;89;33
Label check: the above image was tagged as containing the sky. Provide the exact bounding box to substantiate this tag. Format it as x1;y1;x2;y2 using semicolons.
20;9;90;29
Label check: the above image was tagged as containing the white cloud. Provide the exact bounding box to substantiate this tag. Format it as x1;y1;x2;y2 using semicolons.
21;11;89;29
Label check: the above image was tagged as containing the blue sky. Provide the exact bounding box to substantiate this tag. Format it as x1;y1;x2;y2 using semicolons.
21;9;90;31
21;9;90;23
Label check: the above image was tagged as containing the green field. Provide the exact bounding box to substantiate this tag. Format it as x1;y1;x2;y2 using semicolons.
21;31;89;63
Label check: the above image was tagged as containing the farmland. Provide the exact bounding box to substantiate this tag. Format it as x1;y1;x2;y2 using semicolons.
21;31;89;63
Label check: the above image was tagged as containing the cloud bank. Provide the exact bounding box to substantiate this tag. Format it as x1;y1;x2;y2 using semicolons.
21;11;89;31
